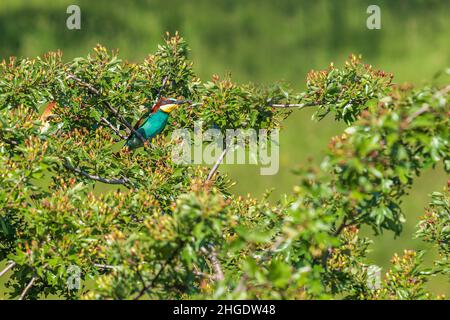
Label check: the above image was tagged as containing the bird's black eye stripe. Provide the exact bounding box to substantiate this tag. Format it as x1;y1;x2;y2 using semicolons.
160;98;190;105
160;99;176;105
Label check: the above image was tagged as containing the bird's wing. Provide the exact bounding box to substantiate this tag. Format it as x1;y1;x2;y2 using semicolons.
128;112;157;142
132;100;162;131
133;111;150;131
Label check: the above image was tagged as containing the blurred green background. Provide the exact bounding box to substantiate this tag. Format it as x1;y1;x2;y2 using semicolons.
0;0;449;296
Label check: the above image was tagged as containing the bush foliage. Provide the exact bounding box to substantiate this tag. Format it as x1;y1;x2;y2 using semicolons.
0;33;448;299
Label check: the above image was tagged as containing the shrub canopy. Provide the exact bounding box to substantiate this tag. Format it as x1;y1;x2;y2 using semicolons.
0;34;448;299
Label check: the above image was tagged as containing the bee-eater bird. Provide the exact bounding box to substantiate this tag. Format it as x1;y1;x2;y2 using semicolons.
125;97;189;150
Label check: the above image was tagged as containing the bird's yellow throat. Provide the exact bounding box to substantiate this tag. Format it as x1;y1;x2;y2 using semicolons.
160;103;178;113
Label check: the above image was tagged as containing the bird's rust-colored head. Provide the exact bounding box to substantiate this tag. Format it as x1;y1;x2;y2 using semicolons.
151;97;190;113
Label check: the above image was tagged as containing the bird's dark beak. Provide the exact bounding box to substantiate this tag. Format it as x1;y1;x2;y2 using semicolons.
173;99;192;105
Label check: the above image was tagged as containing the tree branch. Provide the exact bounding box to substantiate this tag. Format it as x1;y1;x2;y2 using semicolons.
154;76;168;102
187;102;316;110
64;162;132;185
201;246;224;281
187;102;204;108
405;104;430;125
67;73;146;144
0;261;16;278
333;216;350;237
321;216;358;268
93;263;119;270
234;273;249;294
101;117;127;140
18;276;37;300
268;102;316;109
67;74;101;95
206;144;231;181
133;241;185;300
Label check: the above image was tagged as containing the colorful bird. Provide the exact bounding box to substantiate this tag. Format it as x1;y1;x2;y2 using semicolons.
38;97;189;149
125;97;188;150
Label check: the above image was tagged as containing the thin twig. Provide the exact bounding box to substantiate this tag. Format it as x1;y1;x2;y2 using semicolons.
206;144;231;181
101;117;127;140
67;74;101;95
405;104;430;125
210;251;224;281
333;216;349;237
64;162;131;185
203;140;228;287
0;261;16;278
18;276;37;300
321;216;357;268
133;241;184;300
201;246;224;281
187;102;203;108
187;102;315;110
154;76;168;103
67;73;146;144
234;274;249;294
94;263;119;270
200;141;228;290
135;268;147;294
268;102;316;109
